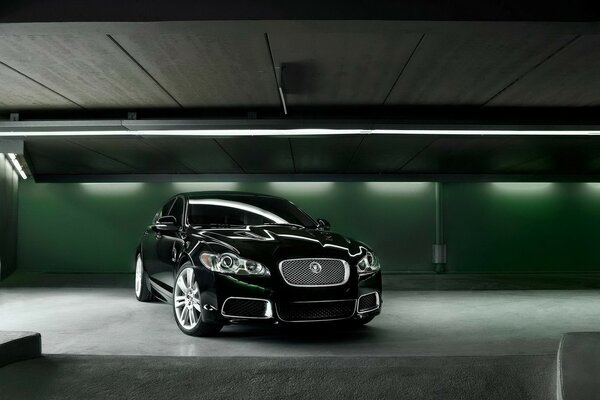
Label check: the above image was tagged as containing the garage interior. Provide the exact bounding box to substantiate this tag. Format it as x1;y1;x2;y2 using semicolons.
2;2;600;399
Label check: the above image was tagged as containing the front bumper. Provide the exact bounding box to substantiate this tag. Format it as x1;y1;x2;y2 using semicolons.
196;267;382;324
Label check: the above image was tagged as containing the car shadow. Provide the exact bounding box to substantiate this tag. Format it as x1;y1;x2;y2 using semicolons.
217;322;384;344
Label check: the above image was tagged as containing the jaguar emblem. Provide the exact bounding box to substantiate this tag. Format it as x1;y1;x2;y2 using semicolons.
309;262;323;274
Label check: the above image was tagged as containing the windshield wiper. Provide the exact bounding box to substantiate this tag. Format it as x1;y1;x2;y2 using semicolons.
262;222;306;228
194;223;245;228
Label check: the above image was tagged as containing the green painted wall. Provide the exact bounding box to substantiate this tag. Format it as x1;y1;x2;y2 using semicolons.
16;181;436;273
444;182;600;273
0;154;19;279
18;180;600;274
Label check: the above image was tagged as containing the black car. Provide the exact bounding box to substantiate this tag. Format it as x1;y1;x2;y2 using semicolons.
135;192;382;336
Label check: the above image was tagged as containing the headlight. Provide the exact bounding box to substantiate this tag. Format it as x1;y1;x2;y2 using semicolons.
199;252;270;277
357;251;380;275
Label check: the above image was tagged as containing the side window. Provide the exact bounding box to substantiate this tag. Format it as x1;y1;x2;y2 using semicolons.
169;197;185;226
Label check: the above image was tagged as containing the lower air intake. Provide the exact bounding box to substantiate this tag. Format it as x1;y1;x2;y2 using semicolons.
277;300;356;322
358;293;379;312
222;298;269;318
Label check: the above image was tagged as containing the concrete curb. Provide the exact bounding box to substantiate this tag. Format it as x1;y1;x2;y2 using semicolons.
0;331;42;368
557;332;600;400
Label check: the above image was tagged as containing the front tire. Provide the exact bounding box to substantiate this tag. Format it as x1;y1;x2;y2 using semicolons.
173;264;223;337
135;254;153;302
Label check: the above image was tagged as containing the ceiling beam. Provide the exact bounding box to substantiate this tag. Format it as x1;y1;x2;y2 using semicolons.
32;173;600;184
3;118;600;137
2;1;599;23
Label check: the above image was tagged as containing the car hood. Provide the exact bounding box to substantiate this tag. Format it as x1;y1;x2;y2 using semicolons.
190;224;369;263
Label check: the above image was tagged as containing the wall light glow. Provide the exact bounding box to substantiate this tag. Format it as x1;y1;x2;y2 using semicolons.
80;182;144;194
490;182;553;193
365;182;430;194
585;183;600;190
268;182;334;193
171;182;240;191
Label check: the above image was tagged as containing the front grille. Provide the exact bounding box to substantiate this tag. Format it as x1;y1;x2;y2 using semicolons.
279;258;349;287
358;293;379;312
277;300;356;321
222;298;269;318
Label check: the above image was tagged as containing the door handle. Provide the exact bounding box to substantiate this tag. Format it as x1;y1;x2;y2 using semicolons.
171;245;177;262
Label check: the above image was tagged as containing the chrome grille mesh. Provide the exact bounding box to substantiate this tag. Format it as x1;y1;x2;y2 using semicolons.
222;298;268;318
277;300;356;321
358;293;378;312
279;258;348;286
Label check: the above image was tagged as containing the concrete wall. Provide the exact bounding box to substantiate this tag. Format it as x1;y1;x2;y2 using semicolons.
0;154;19;279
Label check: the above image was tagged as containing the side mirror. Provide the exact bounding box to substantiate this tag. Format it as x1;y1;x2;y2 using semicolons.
316;218;331;231
153;216;179;232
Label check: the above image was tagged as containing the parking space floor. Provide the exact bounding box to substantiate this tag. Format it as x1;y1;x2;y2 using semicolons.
1;288;599;357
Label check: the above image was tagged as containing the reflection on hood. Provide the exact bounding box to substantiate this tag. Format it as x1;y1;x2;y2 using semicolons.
190;224;369;261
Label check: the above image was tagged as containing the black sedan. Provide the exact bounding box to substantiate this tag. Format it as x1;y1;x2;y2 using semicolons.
135;191;382;336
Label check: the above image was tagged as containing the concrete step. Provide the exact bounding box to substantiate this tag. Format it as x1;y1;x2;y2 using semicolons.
557;332;600;400
0;331;41;368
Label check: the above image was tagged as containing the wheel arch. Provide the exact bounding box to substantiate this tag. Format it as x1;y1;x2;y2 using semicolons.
179;252;194;267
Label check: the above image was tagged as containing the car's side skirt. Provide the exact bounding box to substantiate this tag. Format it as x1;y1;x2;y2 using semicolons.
149;280;173;304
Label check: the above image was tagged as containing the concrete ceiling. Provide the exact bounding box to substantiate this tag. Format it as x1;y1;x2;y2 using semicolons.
1;7;600;180
0;21;598;114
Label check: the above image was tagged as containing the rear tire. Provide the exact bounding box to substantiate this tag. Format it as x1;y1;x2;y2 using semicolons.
135;254;153;302
173;263;223;337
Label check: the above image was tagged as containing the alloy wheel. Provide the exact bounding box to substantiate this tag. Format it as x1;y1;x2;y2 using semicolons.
135;255;143;298
174;267;202;329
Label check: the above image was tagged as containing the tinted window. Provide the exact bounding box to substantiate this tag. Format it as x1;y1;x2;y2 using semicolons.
188;205;271;226
187;197;317;228
169;198;185;226
247;198;316;228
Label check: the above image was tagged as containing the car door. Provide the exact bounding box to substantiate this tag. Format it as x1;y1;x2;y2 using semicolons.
142;198;174;280
153;196;186;291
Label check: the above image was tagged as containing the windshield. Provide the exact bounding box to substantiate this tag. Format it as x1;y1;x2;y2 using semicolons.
187;197;317;228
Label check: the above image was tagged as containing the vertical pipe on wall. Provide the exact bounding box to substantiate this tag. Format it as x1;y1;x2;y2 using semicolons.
433;182;447;273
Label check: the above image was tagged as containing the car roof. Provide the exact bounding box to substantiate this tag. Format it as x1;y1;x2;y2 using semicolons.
179;191;287;202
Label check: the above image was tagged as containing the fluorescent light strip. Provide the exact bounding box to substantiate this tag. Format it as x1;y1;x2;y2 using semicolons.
0;129;366;137
375;130;600;136
0;129;600;137
6;153;27;179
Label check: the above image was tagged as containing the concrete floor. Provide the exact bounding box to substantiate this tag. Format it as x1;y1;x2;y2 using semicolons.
1;287;599;357
0;355;556;400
